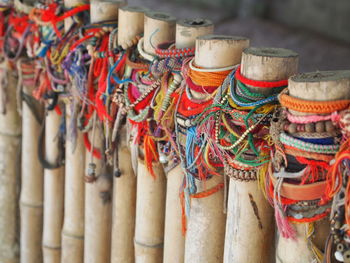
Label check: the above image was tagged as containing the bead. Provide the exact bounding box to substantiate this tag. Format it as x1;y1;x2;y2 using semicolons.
288;123;297;133
335;251;344;262
87;163;96;177
337;243;345;252
325;120;335;132
114;169;121;177
296;124;304;132
305;123;315;132
315;121;325;132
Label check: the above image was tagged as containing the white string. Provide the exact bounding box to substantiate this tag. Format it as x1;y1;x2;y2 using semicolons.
189;58;238;73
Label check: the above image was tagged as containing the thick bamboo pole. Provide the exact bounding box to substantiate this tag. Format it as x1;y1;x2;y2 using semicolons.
60;0;86;261
275;70;349;263
184;35;249;263
61;103;85;263
134;11;175;263
84;2;122;263
110;6;147;263
0;61;21;263
163;19;214;263
19;60;44;263
224;47;299;263
84;123;112;263
42;109;65;263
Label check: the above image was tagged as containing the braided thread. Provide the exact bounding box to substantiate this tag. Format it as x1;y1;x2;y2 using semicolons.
279;92;350;114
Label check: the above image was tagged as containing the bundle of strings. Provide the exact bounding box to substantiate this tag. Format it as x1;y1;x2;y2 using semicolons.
150;43;197;163
195;65;286;189
3;10;37;61
175;59;235;229
325;109;350;226
268;89;349;259
118;37;163;177
177;59;236;180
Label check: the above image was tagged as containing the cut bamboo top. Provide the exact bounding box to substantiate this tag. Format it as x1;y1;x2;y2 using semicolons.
175;18;214;49
143;11;176;55
195;34;249;68
90;0;125;24
241;47;299;94
289;70;350;101
117;6;148;47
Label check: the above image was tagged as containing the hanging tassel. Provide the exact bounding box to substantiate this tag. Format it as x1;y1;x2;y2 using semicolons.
130;123;139;175
185;126;198;173
325;139;350;201
143;134;159;179
274;177;296;239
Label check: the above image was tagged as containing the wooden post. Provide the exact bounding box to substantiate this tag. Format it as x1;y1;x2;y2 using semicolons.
90;0;125;24
275;70;348;263
184;35;249;263
19;60;44;263
84;2;122;263
61;103;85;263
60;0;87;262
223;47;299;263
110;6;147;263
134;11;175;263
0;61;21;263
42;109;65;263
163;19;214;263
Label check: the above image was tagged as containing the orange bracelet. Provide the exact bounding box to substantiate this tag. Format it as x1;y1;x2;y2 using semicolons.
191;183;224;199
279;89;350;114
269;173;327;201
284;145;334;163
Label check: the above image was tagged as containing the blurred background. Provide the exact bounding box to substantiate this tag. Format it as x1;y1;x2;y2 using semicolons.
130;0;350;72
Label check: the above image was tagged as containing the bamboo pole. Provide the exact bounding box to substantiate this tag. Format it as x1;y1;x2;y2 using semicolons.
60;0;87;261
19;59;44;263
184;35;249;263
275;70;349;263
163;19;214;263
84;2;122;263
90;0;125;24
110;6;147;263
84;123;113;263
61;103;85;263
0;61;21;263
134;11;176;263
42;109;65;263
223;47;299;263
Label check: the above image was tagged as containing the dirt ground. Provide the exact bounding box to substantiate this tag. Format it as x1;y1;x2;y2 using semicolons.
129;0;350;72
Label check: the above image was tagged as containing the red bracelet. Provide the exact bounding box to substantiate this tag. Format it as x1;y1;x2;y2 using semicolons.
235;65;288;88
155;42;195;58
